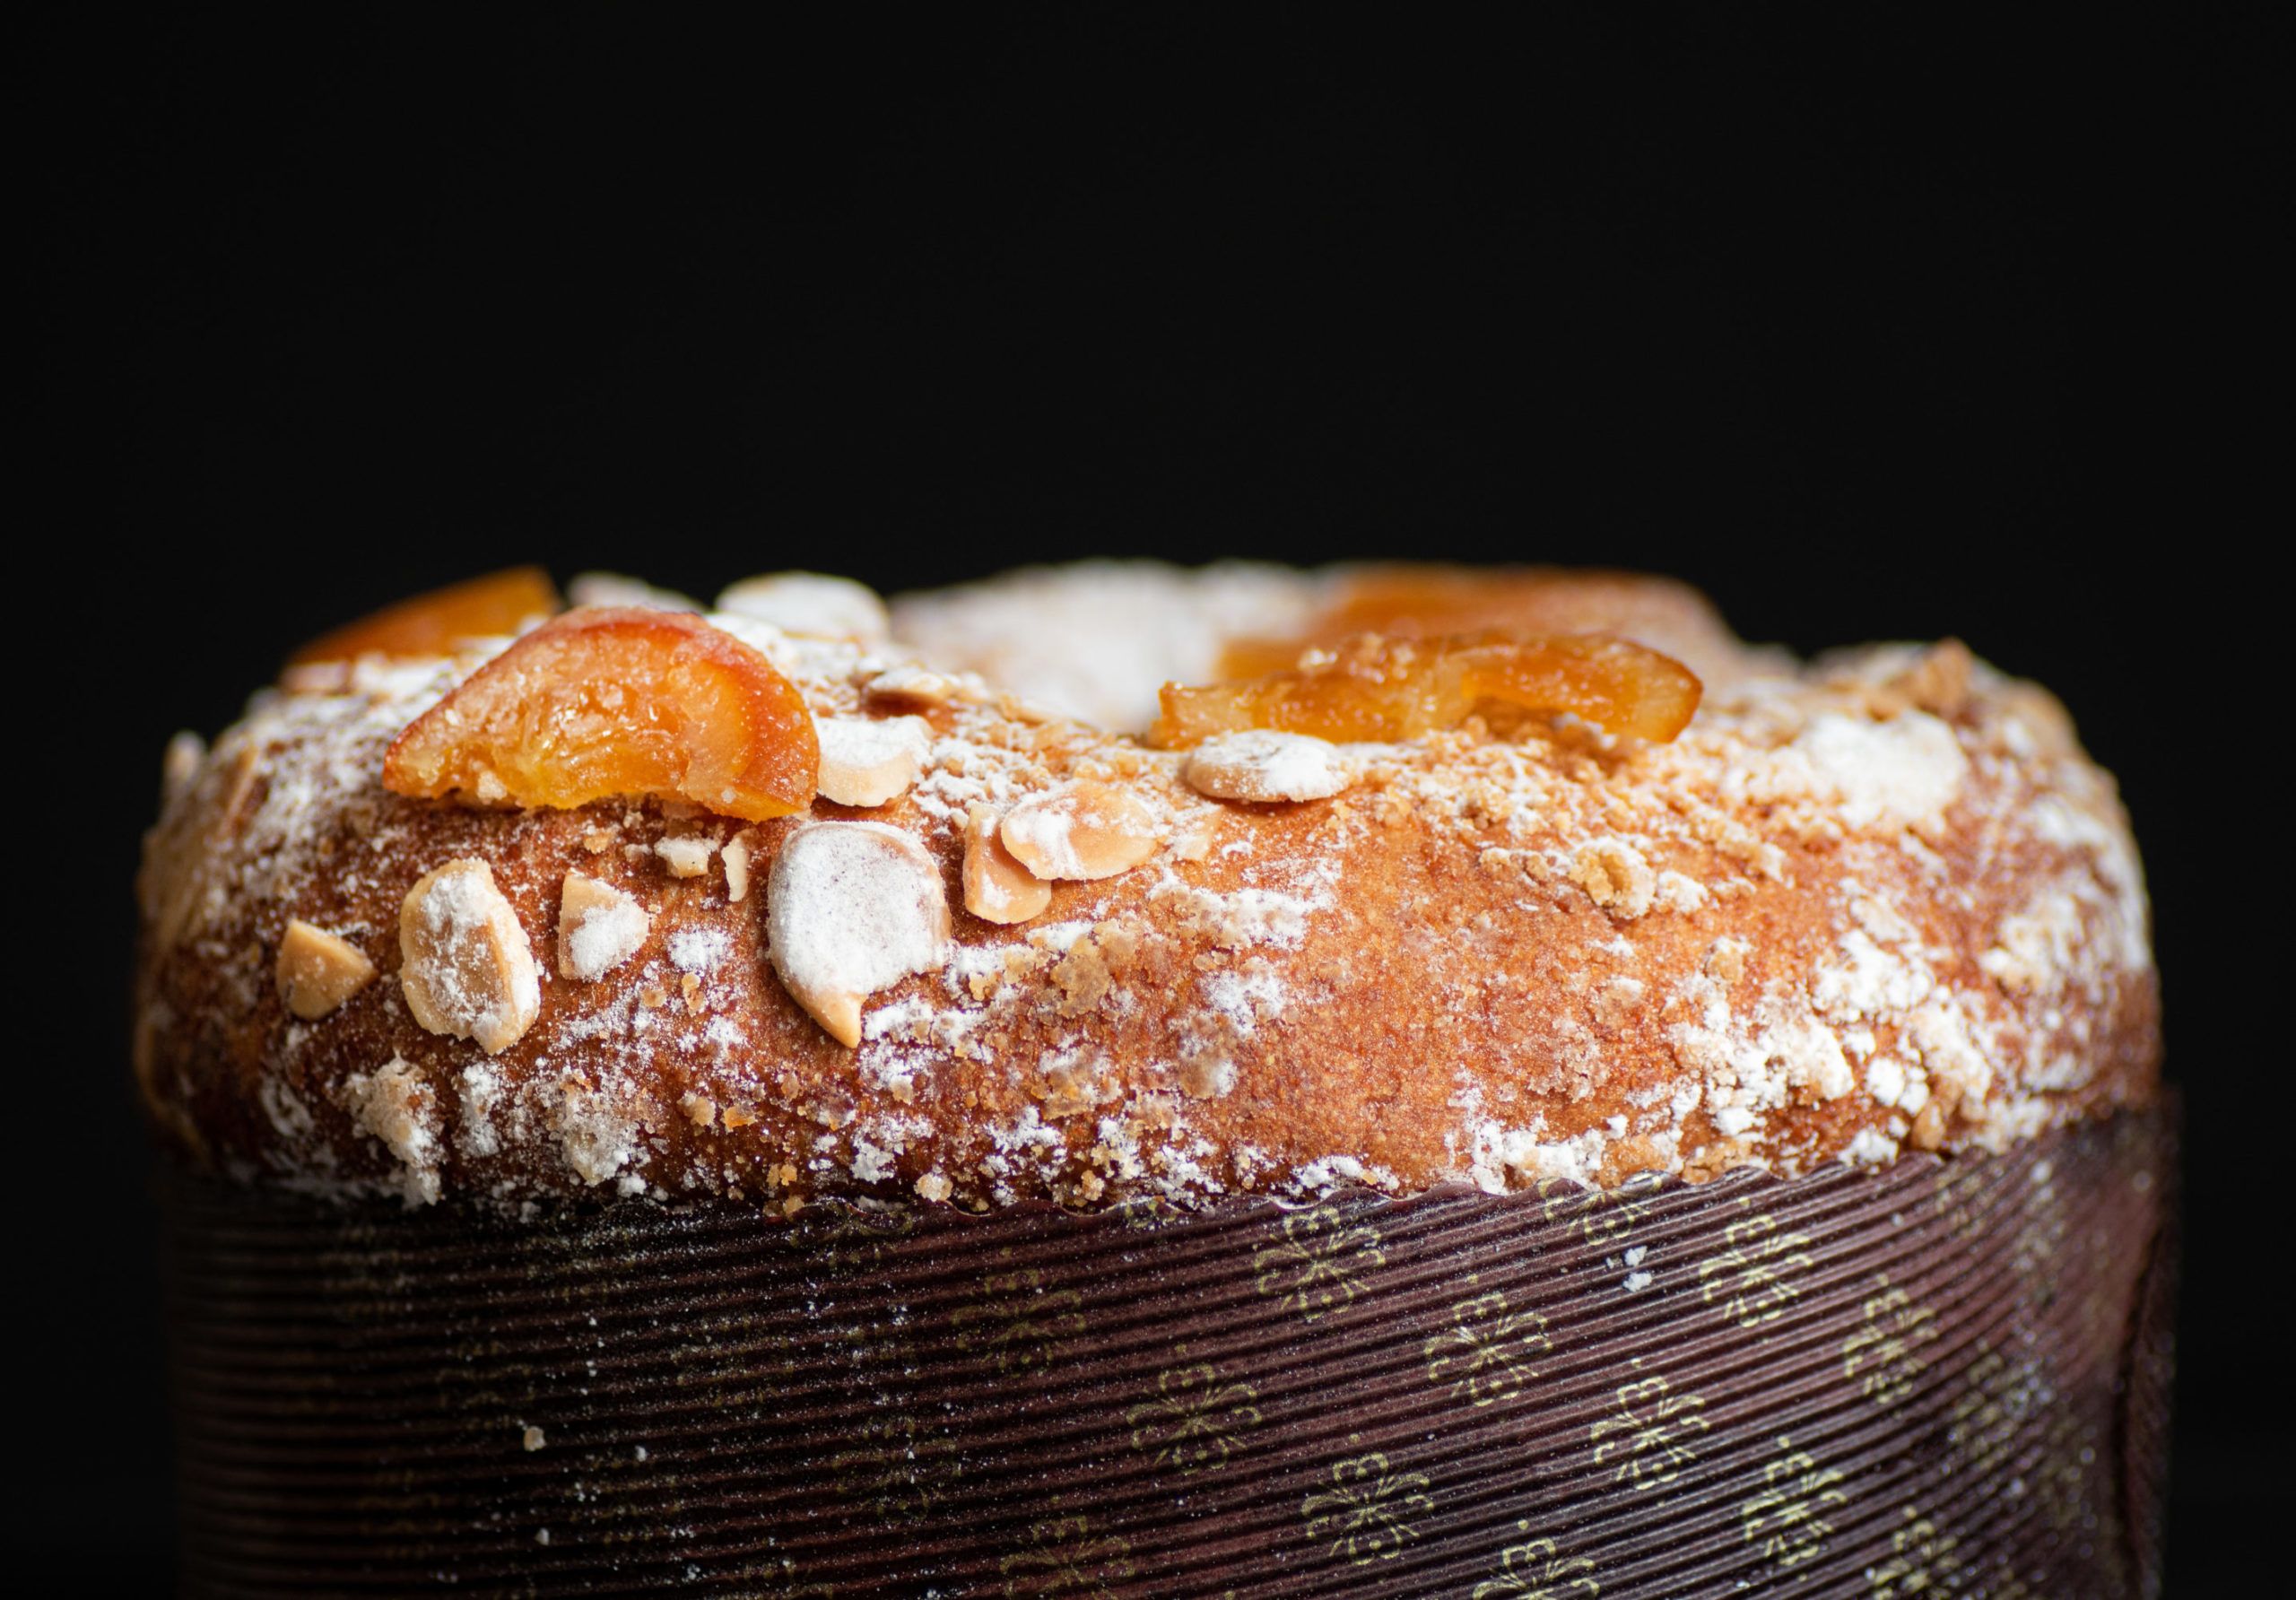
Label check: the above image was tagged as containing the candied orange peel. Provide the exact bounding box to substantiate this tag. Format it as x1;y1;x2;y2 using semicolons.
1219;566;1673;678
289;567;561;665
383;607;819;822
1152;631;1701;748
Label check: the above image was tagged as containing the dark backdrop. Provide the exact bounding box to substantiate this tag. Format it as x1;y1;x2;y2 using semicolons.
30;9;2279;1592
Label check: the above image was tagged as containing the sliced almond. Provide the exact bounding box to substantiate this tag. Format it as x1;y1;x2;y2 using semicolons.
816;715;933;808
161;731;205;807
717;572;891;645
655;835;716;878
1898;638;1975;717
721;830;754;902
399;858;542;1053
216;743;264;837
565;571;702;612
767;822;951;1047
1000;781;1160;882
1182;730;1351;804
275;919;378;1020
280;660;353;694
557;874;651;980
862;665;957;707
962;803;1053;924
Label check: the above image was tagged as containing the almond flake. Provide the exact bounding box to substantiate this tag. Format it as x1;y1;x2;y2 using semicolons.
716;571;891;644
399;858;542;1053
767;822;951;1047
1182;730;1351;803
566;571;701;612
863;665;957;707
1000;781;1160;881
962;803;1053;924
816;715;933;807
655;835;716;877
279;661;352;694
721;830;754;902
161;731;205;806
275;919;377;1019
557;874;650;980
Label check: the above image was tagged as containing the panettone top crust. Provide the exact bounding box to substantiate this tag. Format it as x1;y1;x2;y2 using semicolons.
135;562;2158;1212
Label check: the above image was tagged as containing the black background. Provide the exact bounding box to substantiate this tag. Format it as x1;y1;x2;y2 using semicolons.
29;8;2281;1592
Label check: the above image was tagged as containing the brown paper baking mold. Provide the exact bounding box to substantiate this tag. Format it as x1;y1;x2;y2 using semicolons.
160;1108;2173;1597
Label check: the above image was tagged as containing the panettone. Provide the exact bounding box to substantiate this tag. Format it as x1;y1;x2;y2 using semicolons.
137;562;2170;1597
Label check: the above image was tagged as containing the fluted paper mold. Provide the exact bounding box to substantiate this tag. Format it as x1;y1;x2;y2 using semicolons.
160;1110;2174;1597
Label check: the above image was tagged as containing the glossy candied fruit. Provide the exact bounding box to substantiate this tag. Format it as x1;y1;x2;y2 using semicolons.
289;567;561;665
382;607;819;821
1152;631;1700;748
1219;566;1667;678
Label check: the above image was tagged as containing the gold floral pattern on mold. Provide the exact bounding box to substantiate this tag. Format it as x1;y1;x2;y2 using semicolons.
1695;1210;1815;1328
1253;1205;1386;1324
1126;1353;1261;1476
1866;1504;1961;1596
1740;1434;1848;1573
1424;1288;1551;1407
996;1512;1135;1597
1841;1274;1937;1407
952;1266;1086;1375
1931;1160;2012;1245
1116;1195;1187;1231
1472;1523;1599;1597
828;1407;961;1517
1587;1362;1708;1491
1947;1342;2051;1480
1536;1172;1660;1244
1300;1449;1434;1565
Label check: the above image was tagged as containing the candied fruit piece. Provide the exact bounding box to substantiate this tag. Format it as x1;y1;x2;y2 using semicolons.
1218;565;1696;678
1152;631;1700;748
383;607;819;821
289;567;561;665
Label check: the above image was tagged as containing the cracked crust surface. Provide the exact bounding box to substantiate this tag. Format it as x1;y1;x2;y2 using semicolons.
135;563;2159;1210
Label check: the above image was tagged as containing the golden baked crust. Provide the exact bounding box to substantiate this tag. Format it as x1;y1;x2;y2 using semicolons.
135;565;2159;1209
